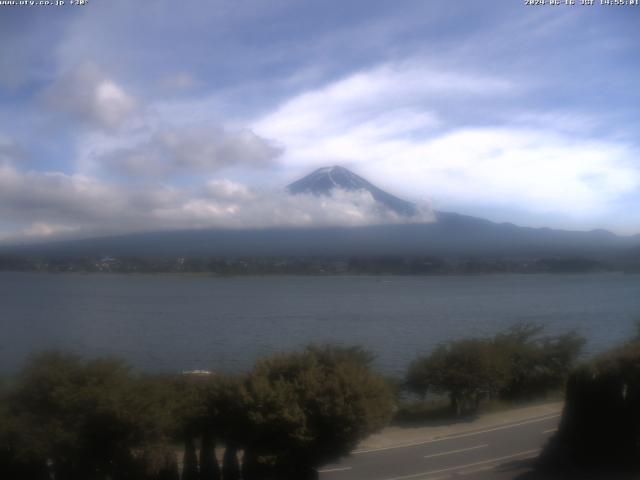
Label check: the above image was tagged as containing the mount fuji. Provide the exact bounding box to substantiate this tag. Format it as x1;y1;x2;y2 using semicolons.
2;166;639;261
287;166;419;217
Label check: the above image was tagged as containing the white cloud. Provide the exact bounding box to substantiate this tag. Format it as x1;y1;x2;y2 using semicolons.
254;62;510;167
0;164;431;243
254;63;640;219
0;163;130;224
203;179;255;201
22;222;81;239
98;126;283;177
42;63;137;131
373;128;640;217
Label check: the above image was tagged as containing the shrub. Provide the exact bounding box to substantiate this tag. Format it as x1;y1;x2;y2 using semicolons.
242;345;394;478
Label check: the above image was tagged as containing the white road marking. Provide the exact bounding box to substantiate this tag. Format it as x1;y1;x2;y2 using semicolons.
317;466;353;473
423;443;488;459
382;448;540;480
354;413;560;454
542;428;557;434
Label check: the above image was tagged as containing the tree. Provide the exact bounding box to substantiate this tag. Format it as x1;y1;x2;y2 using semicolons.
170;373;220;480
539;339;640;475
406;324;585;413
199;430;221;480
201;375;245;480
406;339;510;415
182;436;199;480
4;352;173;480
222;444;241;480
138;444;180;480
242;345;393;478
11;352;142;479
494;323;585;400
0;386;49;480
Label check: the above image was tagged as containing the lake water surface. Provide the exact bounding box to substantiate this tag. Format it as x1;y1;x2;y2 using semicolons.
1;272;639;376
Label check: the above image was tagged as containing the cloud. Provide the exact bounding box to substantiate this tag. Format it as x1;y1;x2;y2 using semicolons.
373;128;640;217
254;62;512;169
21;222;81;239
42;63;137;131
0;164;431;243
254;63;640;220
0;163;130;225
3;1;639;239
203;179;255;201
99;126;283;177
255;62;509;152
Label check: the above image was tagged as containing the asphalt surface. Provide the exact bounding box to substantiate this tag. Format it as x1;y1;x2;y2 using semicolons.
318;412;560;480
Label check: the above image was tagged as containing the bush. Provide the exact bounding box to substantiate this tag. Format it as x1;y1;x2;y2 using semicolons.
242;345;394;478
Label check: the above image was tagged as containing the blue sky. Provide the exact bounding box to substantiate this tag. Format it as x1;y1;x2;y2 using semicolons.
0;0;639;242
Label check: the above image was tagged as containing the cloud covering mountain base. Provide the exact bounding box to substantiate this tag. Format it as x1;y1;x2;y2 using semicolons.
0;162;433;244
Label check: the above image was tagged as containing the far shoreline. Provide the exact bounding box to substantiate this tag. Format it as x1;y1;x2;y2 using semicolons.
0;270;636;278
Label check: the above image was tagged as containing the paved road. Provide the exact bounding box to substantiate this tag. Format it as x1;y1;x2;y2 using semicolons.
318;412;560;480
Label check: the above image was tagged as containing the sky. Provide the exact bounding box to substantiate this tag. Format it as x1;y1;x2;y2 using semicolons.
0;0;639;243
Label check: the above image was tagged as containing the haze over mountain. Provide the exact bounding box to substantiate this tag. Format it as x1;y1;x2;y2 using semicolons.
2;167;638;260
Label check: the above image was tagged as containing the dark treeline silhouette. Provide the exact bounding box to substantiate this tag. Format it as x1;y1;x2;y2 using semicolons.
0;346;392;480
536;324;640;478
0;253;620;275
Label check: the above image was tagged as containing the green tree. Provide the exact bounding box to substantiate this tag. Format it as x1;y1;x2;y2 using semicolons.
201;375;246;480
170;373;221;480
0;383;49;480
494;323;585;400
4;352;173;480
406;339;511;415
406;324;585;413
242;345;393;478
168;373;252;480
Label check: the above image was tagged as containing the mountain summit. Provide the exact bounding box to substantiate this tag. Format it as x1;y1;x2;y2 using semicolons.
287;166;418;217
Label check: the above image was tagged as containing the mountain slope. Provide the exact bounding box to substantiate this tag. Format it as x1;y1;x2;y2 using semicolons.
287;166;418;217
3;215;638;259
2;167;638;260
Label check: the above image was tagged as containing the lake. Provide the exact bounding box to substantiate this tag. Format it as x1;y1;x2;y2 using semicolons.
1;272;639;376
